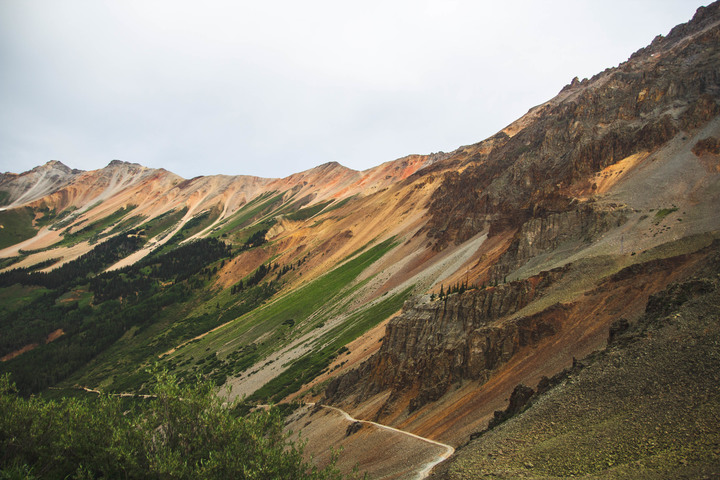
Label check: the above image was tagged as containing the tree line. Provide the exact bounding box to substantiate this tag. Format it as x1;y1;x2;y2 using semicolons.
0;233;145;290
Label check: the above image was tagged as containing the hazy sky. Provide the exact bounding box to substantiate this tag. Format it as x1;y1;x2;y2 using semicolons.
0;1;707;179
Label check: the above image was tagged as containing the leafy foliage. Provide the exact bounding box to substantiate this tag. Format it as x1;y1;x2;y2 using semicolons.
0;370;344;479
653;206;679;224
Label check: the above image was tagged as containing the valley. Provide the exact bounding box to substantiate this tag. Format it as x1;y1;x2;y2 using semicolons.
1;2;720;478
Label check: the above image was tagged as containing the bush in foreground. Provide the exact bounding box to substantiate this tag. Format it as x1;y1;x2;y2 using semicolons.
0;370;342;479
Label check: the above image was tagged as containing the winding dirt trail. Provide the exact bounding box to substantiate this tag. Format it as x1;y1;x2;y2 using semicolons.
65;386;454;479
310;403;455;480
76;386;157;399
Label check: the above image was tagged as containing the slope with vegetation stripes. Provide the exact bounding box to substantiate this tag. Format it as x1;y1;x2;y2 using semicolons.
315;2;720;475
0;136;455;398
0;3;718;479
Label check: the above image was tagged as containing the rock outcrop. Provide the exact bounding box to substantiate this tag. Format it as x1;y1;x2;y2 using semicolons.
433;250;720;479
0;160;83;208
692;136;720;156
489;203;628;282
425;2;720;250
324;267;568;414
324;3;720;426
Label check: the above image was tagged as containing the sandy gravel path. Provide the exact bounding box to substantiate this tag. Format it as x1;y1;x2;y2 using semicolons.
311;403;455;480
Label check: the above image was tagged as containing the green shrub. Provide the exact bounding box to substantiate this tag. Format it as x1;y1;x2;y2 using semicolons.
653;206;678;224
0;370;344;479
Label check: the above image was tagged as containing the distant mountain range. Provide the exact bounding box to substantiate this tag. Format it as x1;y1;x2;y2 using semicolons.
1;2;719;478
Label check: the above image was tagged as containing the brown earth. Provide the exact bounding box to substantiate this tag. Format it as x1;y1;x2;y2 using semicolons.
286;404;450;480
431;255;720;479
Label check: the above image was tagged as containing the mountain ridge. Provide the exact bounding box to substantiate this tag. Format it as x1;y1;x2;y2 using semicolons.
0;4;719;479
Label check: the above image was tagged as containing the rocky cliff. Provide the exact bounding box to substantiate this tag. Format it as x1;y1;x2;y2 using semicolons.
324;267;568;414
488;203;628;282
433;246;720;479
322;2;720;432
425;2;720;250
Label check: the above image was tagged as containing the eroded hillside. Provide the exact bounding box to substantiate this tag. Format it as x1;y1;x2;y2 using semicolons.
0;138;470;400
431;246;720;479
0;3;719;479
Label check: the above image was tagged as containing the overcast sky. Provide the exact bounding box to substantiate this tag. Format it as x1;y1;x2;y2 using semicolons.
0;1;707;179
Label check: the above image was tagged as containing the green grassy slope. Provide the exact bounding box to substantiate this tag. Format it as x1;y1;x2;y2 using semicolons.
0;182;407;409
163;237;409;402
0;207;37;249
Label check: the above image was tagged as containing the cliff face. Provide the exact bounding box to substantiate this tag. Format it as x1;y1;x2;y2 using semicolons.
433;249;720;479
489;204;628;282
323;2;720;431
425;2;720;249
324;268;568;413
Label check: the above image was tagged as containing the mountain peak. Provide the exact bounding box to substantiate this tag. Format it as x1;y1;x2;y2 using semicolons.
312;161;354;173
44;160;69;169
627;0;720;62
106;159;143;169
31;160;81;175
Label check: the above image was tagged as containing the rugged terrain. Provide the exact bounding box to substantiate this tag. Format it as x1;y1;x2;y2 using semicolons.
431;249;720;479
1;3;719;479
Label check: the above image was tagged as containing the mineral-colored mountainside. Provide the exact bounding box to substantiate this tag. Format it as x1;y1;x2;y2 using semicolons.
1;2;720;479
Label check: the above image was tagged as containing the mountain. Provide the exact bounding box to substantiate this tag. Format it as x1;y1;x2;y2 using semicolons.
0;160;82;209
323;0;720;433
431;252;720;479
1;3;719;479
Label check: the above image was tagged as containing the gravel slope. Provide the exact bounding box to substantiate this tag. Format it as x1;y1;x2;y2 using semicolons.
431;251;720;479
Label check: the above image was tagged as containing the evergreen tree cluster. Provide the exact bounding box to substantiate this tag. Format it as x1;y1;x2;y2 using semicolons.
90;274;154;303
1;284;190;395
90;238;231;302
231;263;272;294
436;280;474;299
230;260;296;295
146;238;231;282
231;227;271;255
0;237;231;395
199;260;224;280
0;233;145;290
23;257;62;272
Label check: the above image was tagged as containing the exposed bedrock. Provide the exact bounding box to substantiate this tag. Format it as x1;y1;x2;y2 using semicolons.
425;14;720;249
324;268;568;414
489;204;628;282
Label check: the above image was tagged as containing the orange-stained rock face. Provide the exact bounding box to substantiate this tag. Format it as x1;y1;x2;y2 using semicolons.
0;4;719;469
0;150;450;269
